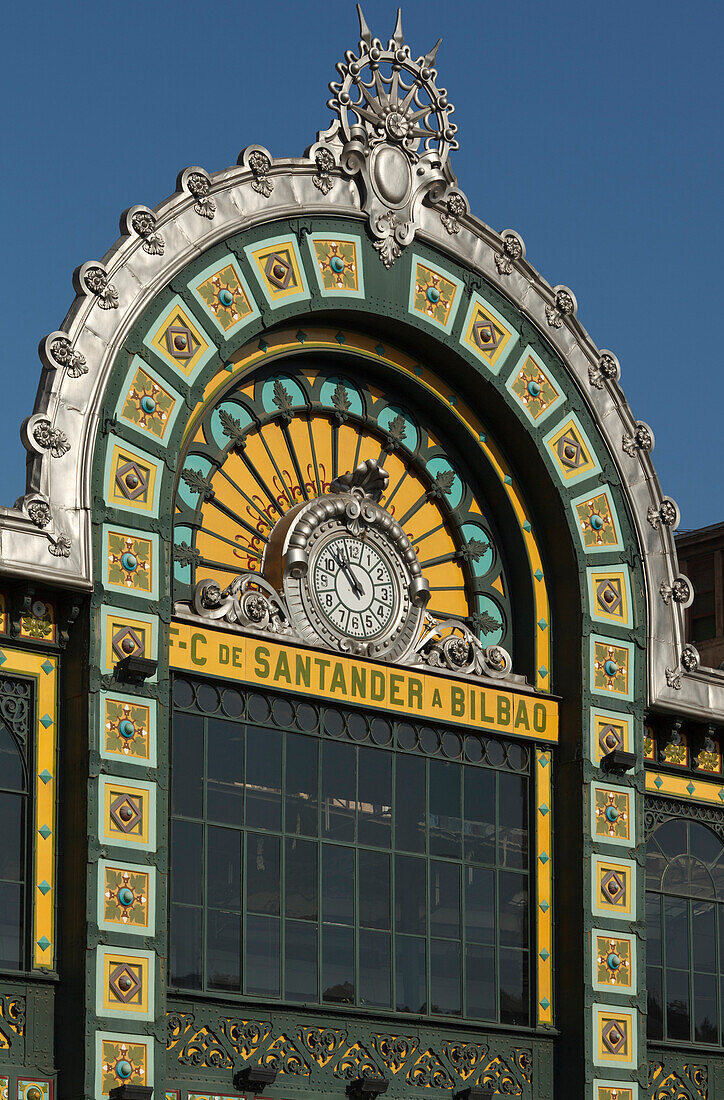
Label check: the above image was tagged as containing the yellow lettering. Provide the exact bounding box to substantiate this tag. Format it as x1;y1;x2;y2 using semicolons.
314;658;330;690
254;646;270;678
295;654;311;688
451;686;465;717
390;673;404;706
191;632;207;666
408;678;423;710
330;663;347;694
351;666;366;698
497;697;511;726
514;699;530;730
274;651;291;683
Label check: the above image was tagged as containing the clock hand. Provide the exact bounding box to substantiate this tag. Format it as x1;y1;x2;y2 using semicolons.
332;548;364;599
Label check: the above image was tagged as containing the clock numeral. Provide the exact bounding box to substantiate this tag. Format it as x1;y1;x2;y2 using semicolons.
365;613;374;630
374;603;386;621
324;593;334;608
378;587;391;603
376;567;386;582
324;557;336;573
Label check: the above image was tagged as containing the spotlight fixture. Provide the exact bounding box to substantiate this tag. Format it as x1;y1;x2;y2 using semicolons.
114;655;158;684
346;1077;389;1099
453;1088;496;1100
600;748;636;775
109;1087;153;1100
233;1066;278;1093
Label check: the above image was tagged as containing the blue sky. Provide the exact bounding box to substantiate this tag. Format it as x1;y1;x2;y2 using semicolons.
2;0;721;529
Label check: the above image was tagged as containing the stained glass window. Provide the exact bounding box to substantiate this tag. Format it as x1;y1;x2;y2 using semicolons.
647;817;724;1045
170;678;532;1025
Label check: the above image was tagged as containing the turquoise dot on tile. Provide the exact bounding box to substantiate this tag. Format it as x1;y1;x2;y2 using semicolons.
118;887;135;907
39;769;52;785
121;552;138;572
606;952;621;970
41;659;54;675
37;936;50;952
538;666;549;678
141;395;156;414
539;803;549;816
38;880;51;896
119;719;136;739
534;569;543;581
527;380;541;397
539;949;550;961
687;781;695;795
604;659;618;677
504;475;512;485
538;619;548;631
523;521;531;532
116;1061;132;1080
539;899;550;913
219;288;234;306
654;775;663;789
605;805;620;822
590;514;603;531
38;824;51;840
40;714;52;729
539;997;551;1010
330;256;345;274
539;851;549;864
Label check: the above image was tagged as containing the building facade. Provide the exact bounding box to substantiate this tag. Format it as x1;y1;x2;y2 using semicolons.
0;12;722;1100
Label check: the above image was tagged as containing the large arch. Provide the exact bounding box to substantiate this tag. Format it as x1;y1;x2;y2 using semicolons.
1;11;722;1100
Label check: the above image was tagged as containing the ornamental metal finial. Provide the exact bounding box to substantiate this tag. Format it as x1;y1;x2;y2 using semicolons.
323;6;459;267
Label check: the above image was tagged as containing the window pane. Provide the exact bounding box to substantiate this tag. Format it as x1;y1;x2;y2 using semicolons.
359;850;390;930
0;882;23;971
498;773;527;869
359;929;391;1008
499;871;528;947
396;934;426;1013
171;820;203;905
206;826;241;912
0;726;23;792
500;948;528;1025
664;896;689;971
431;939;461;1015
395;755;425;853
171;905;201;988
646;840;666;891
322;844;354;925
172;713;204;818
690;859;715;899
690;823;722;867
655;819;688;861
322;742;355;842
358;747;391;847
246;915;280;996
246;834;280;915
285;733;318;837
207;718;244;824
285;919;318;1002
322;924;354;1004
285;838;318;920
646;893;662;968
0;792;23;882
466;943;495;1020
466;866;495;945
207;909;240;991
395;855;426;934
429;761;461;858
647;965;663;1039
694;970;718;1043
430;862;460;940
464;768;495;864
666;968;691;1041
246;728;282;832
692;901;716;970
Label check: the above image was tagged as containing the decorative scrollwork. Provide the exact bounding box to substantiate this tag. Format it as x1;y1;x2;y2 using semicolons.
0;679;32;742
647;1058;708;1099
192;574;293;635
407;1050;453;1089
49;336;87;377
660;576;693;607
440;192;466;235
588;350;619;389
249;150;274;197
166;1014;234;1069
374;1034;417;1074
131;210;165;255
186;171;216;219
648;497;679;530
300;1027;345;1068
414;615;512;679
32;419;70;458
479;1053;524;1095
334;1042;381;1080
312;147;336;194
545;287;576;328
494;232;524;275
622;420;654;457
263;1033;310;1075
444;1041;488;1080
48;533;71;558
83;265;119;309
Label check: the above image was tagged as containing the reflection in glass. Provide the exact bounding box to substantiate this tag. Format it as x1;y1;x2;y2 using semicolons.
207;718;244;824
285;919;318;1001
360;929;391;1008
396;934;426;1013
429;761;461;858
207;909;240;990
322;741;355;842
322;924;354;1004
246;915;280;996
285;733;318;837
246;728;282;831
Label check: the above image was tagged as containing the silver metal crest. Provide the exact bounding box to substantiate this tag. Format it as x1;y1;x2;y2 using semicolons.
322;6;458;267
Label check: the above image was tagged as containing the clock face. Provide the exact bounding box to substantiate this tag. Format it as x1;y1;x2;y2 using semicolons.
311;534;399;639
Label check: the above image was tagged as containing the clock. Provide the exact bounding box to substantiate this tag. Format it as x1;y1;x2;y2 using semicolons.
262;459;430;659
